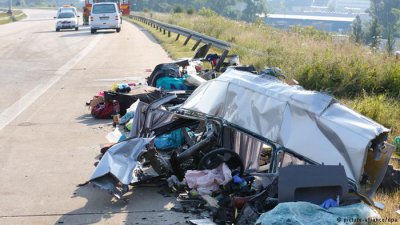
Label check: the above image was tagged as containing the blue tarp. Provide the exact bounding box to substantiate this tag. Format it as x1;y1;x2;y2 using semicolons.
156;77;190;90
255;202;379;225
154;129;185;150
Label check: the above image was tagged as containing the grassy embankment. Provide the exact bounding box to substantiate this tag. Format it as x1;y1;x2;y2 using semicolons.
0;10;26;25
126;12;400;221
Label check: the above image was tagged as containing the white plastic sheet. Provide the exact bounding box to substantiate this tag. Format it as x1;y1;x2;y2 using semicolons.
185;163;232;195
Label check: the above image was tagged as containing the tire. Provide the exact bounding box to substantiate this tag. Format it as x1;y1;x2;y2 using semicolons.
75;27;78;31
91;29;96;34
56;28;60;32
116;28;121;33
198;148;244;175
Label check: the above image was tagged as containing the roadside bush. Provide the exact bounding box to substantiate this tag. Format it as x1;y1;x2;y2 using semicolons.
173;6;183;13
198;7;217;17
187;8;195;15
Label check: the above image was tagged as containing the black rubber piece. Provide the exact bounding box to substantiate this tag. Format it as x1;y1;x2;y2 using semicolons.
198;148;244;175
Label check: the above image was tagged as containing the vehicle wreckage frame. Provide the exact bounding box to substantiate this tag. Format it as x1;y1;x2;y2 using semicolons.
87;72;395;209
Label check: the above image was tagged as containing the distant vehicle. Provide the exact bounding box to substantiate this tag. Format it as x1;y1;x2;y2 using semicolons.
54;12;79;32
90;2;122;34
85;0;130;16
57;5;78;16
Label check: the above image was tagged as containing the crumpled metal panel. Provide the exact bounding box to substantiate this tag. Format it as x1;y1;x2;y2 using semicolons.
181;68;389;182
90;137;153;185
129;101;175;138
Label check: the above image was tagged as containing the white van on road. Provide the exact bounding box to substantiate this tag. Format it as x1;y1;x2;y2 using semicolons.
90;2;122;34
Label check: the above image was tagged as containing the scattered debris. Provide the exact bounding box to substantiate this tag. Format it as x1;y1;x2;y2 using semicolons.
81;45;397;224
185;163;232;195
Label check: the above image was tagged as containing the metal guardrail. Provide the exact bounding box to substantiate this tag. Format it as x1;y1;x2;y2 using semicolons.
130;15;235;71
131;15;232;50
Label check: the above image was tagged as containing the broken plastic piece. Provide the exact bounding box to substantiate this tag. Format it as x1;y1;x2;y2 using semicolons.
189;218;216;225
278;165;348;205
320;198;338;209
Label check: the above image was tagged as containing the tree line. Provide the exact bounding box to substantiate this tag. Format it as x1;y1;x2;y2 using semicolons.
353;0;400;52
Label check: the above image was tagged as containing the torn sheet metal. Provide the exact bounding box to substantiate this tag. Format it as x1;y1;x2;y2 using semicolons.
181;68;389;183
90;137;153;186
129;101;176;138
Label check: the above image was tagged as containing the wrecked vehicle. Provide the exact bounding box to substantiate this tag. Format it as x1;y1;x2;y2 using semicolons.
86;68;395;223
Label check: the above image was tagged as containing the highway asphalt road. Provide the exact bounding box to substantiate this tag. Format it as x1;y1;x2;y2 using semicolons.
0;9;195;225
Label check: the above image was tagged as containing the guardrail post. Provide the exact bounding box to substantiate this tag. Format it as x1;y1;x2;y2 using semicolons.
168;31;171;37
204;43;212;55
192;39;202;51
215;50;229;72
163;29;166;35
176;34;180;41
184;34;192;46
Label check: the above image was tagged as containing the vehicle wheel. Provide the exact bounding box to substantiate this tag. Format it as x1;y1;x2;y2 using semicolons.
198;148;244;175
116;28;121;33
56;28;60;32
75;27;79;31
91;29;96;34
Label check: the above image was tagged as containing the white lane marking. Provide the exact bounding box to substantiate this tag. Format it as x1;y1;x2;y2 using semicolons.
0;34;103;130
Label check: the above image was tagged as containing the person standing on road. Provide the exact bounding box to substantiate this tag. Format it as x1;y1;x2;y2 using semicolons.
83;6;90;25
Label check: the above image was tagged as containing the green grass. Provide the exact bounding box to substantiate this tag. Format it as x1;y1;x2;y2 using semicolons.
0;10;27;25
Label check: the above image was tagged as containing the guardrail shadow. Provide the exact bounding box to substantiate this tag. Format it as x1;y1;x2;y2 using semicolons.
128;22;160;45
